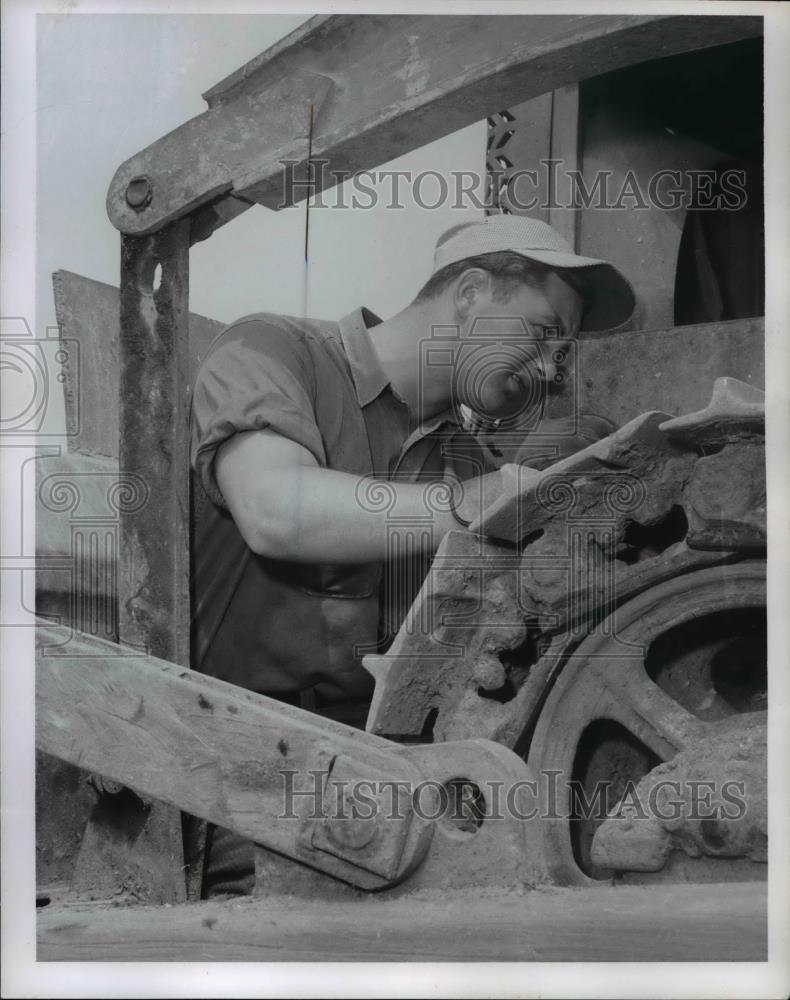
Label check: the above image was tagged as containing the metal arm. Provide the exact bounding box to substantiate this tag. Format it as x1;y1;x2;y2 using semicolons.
106;13;762;239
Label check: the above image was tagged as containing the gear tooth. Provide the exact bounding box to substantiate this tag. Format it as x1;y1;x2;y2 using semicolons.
659;377;765;444
362;654;393;683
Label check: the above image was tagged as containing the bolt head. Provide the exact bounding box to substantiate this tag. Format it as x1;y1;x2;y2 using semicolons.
325;799;378;851
126;176;153;209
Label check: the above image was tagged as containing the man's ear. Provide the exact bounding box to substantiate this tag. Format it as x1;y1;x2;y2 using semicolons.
453;267;492;319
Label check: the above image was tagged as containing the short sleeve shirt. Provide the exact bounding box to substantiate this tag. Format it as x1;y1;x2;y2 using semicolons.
190;307;493;703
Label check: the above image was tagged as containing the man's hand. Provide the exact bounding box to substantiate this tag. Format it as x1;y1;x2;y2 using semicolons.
215;430;458;563
452;414;618;539
451;464;541;533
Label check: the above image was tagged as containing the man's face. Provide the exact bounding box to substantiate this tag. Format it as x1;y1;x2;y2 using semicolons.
453;272;584;421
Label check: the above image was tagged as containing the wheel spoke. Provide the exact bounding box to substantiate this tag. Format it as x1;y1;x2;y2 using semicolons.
595;657;708;758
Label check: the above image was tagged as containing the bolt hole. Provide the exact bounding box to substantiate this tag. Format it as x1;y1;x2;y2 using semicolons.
700;818;727;851
439;778;485;838
36;894;51;908
419;707;438;743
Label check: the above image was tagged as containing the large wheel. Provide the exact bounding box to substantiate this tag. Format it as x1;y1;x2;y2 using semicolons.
525;561;766;885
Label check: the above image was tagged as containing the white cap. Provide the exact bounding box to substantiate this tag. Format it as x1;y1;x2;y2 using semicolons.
433;215;635;333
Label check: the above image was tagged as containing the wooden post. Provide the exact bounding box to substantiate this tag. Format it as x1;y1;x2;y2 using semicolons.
71;220;192;904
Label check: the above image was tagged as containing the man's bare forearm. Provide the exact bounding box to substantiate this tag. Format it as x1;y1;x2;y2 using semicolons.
224;463;459;563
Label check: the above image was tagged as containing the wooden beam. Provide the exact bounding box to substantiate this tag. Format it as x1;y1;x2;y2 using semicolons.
37;882;767;961
107;14;762;235
35;621;435;891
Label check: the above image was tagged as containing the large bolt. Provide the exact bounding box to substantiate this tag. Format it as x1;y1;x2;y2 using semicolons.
125;175;153;210
325;790;378;851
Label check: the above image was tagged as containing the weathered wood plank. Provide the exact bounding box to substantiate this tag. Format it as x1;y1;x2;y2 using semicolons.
37;882;767;961
35;621;434;890
107;14;762;235
53;270;224;461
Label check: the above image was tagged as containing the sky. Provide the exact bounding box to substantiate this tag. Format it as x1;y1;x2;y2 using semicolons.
36;13;486;331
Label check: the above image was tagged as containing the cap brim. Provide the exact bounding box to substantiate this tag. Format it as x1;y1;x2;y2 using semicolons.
511;249;636;334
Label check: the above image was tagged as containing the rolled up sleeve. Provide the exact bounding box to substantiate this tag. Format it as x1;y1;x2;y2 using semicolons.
190;318;327;507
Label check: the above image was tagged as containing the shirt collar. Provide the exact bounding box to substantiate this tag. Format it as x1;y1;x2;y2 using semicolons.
398;406;460;455
338;307;463;438
338;307;389;407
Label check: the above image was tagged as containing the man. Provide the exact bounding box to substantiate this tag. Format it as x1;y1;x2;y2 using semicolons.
189;214;634;893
